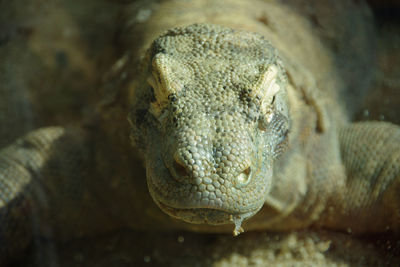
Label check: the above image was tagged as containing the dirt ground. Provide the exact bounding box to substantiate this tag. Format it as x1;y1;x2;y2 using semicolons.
17;229;400;267
1;0;399;266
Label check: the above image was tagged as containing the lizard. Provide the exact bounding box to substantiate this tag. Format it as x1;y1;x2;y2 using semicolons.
0;0;399;265
126;0;400;235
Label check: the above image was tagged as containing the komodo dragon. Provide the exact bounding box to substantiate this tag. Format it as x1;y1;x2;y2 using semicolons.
0;0;399;265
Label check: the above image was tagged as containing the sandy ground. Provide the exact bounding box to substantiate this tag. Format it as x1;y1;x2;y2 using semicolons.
17;229;400;267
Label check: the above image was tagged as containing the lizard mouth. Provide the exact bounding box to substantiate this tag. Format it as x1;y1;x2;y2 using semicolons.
147;174;262;234
156;200;235;224
154;199;260;235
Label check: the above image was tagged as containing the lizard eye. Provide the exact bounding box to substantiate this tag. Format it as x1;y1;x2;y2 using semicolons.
271;96;276;105
257;95;276;131
147;54;184;119
258;112;274;131
258;110;289;156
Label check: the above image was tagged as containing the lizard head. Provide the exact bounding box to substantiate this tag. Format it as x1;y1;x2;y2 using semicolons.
129;24;290;233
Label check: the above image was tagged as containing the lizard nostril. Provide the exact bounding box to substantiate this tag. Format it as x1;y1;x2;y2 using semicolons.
172;158;189;179
236;167;251;186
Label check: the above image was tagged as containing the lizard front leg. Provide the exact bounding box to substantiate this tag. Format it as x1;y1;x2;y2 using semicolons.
0;126;96;264
322;121;400;234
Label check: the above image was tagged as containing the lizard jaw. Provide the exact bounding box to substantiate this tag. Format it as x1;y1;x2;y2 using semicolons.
154;199;261;235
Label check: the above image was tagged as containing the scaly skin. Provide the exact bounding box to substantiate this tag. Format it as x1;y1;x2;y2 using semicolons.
129;24;290;232
129;22;400;235
0;0;399;265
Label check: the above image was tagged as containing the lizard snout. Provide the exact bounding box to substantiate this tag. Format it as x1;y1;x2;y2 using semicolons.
166;144;255;191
